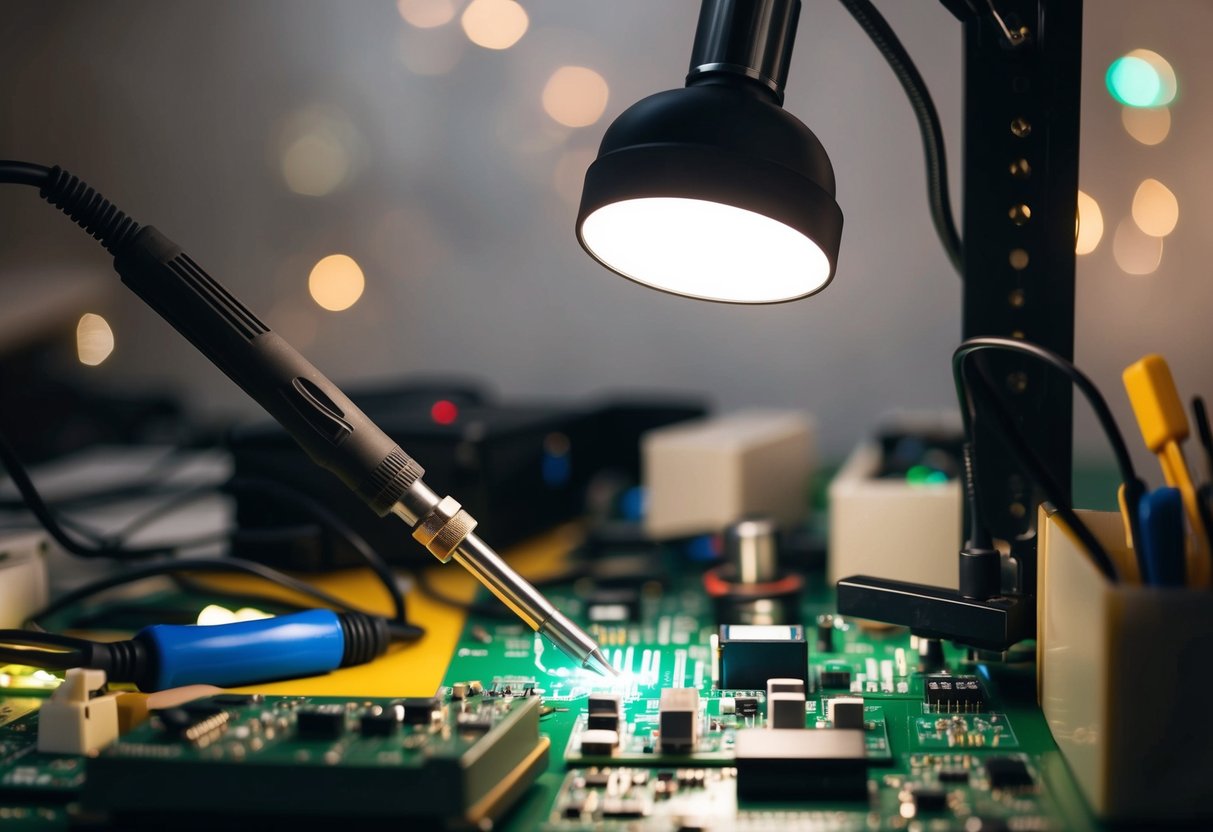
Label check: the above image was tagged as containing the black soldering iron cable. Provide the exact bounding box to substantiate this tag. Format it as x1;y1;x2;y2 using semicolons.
953;337;1149;581
837;0;962;274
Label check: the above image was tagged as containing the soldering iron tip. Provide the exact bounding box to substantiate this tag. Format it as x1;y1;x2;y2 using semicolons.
584;648;618;677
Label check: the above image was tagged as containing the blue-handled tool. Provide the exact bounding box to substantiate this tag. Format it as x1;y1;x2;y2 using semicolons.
1139;488;1186;587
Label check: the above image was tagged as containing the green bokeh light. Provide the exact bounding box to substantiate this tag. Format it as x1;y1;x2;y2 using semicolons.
1106;51;1177;108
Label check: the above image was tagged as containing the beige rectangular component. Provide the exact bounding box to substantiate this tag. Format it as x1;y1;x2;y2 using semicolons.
828;432;961;590
642;410;814;539
0;531;49;629
1038;507;1213;822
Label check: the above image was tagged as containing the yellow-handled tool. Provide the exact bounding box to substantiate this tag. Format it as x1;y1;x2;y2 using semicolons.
1123;355;1212;586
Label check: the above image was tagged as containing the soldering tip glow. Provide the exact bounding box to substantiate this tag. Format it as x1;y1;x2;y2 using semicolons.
584;648;619;678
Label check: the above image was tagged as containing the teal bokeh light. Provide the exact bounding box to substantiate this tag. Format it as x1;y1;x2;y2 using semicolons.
1106;50;1177;108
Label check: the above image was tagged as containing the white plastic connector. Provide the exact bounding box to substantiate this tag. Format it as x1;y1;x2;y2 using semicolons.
37;668;119;755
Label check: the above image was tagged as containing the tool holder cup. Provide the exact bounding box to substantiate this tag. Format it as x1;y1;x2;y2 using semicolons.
1037;507;1213;823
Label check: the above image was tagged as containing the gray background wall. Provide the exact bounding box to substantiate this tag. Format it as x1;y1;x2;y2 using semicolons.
1;1;1209;478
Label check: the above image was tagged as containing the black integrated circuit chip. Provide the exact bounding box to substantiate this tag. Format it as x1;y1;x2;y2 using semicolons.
734;728;868;801
819;668;852;689
923;675;985;712
295;704;347;740
985;756;1034;790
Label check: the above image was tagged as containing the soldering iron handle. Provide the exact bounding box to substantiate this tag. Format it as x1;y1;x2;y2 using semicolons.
113;226;423;516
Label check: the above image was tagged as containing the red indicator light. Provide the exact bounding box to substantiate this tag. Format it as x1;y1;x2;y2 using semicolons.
430;399;459;425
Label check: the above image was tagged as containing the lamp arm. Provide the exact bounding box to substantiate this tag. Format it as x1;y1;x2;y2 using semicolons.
836;0;962;275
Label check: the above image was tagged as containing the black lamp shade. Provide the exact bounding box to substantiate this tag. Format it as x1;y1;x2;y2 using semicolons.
576;0;842;304
576;83;842;304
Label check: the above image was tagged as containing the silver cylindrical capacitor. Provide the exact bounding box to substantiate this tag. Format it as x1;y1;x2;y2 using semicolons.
725;517;780;584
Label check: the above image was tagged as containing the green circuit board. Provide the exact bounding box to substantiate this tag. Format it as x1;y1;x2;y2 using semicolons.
438;573;1097;832
1;552;1107;831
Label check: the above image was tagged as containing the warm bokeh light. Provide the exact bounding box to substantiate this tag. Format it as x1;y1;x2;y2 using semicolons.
1106;49;1177;108
461;0;528;50
396;0;456;28
542;66;610;128
309;254;366;311
279;108;364;197
1131;178;1179;237
76;313;114;366
1075;190;1104;255
1121;105;1171;145
1112;218;1164;276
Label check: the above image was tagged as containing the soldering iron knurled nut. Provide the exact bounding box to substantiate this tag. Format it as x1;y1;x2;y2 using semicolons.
412;496;478;562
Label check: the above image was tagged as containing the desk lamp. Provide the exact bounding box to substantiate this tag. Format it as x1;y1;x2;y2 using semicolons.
578;0;1083;651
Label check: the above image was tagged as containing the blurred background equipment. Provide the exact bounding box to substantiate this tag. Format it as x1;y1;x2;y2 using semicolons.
229;384;705;569
828;415;963;591
641;410;814;540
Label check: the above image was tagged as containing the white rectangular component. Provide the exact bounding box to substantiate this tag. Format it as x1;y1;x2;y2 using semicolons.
37;668;119;755
766;678;805;696
828;422;962;590
767;692;806;729
827;696;866;729
643;410;814;539
0;531;50;628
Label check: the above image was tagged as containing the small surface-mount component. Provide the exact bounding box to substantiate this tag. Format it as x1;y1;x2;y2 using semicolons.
766;677;805;695
734;696;760;717
587;693;622;731
585;588;642;623
939;767;969;783
910;785;948;812
295;704;347;740
455;712;495;733
719;696;736;715
734;728;867;801
579;729;620;755
924;675;985;713
984;756;1034;790
827;696;866;729
816;614;835;653
767;692;806;729
658;688;699;751
36;668;119;755
819;668;852;689
718;624;808;690
402;696;442;725
360;705;402;737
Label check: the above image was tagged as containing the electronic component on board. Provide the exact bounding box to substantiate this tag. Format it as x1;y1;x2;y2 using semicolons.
767;692;806;729
658;688;700;751
816;614;836;653
734;728;867;801
827;696;866;729
36;669;119;756
579;729;620;755
819;668;852;689
360;705;402;737
924;675;984;713
587;694;622;731
296;705;347;740
735;696;760;717
984;756;1034;790
766;678;805;695
909;785;948;812
705;517;804;625
402;696;442;725
718;624;808;690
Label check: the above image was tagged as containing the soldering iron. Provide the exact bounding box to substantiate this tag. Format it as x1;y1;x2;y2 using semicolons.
0;160;615;681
